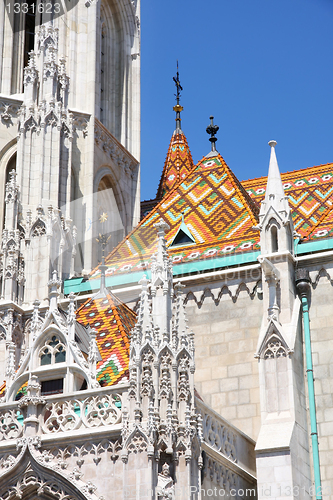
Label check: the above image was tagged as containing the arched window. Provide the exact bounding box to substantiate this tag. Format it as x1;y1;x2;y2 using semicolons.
23;0;37;70
95;174;125;263
271;226;278;253
39;335;66;365
100;19;106;126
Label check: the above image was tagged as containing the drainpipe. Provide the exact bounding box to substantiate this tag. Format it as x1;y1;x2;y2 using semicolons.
295;268;322;500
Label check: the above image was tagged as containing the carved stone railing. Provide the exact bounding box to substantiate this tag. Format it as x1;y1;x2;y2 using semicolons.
0;405;24;442
40;390;122;434
195;397;256;477
0;386;128;443
196;397;237;462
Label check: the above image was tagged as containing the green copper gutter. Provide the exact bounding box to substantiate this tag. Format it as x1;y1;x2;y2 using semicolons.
296;269;322;500
64;236;333;295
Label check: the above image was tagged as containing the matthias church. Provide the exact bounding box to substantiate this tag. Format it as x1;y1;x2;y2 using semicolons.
0;0;332;498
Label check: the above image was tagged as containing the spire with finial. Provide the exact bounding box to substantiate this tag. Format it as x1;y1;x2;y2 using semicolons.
173;61;183;132
258;140;295;256
259;140;291;222
206;115;219;154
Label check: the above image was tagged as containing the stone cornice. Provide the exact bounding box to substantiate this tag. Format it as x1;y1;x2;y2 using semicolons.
94;118;139;171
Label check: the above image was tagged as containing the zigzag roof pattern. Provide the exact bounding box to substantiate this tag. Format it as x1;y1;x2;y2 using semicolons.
76;289;136;386
90;153;261;281
156;131;195;199
242;162;333;239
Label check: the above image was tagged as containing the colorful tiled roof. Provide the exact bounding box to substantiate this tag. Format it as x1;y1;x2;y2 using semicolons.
156;131;194;199
76;289;136;386
242;163;333;239
89;153;261;281
15;381;27;400
0;381;5;398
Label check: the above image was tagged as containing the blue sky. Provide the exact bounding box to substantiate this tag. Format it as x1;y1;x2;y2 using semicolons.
140;0;333;201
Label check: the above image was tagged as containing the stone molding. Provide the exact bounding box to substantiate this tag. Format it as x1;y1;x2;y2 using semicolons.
0;98;22;126
184;280;262;307
94;119;138;175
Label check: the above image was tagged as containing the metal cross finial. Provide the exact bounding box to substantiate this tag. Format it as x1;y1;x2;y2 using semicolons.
173;60;183;104
173;61;183;132
206;116;219;152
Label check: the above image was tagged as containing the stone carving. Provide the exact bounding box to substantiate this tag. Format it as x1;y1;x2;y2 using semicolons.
184;279;261;308
263;335;287;359
94;119;137;172
123;222;201;470
72;114;90;137
0;101;20;124
0;464;77;500
41;393;121;434
157;463;174;499
199;408;237;462
0;407;23;441
126;429;148;454
0;453;17;471
204;457;237;492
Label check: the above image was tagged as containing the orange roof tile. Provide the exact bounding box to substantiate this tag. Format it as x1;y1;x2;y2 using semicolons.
0;381;5;398
90;153;260;281
76;289;136;386
156;131;195;199
242;162;333;238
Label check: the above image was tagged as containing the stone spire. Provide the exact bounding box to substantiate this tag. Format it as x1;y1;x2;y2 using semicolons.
259;140;291;222
150;220;173;342
123;221;201;495
257;141;295;256
48;270;61;311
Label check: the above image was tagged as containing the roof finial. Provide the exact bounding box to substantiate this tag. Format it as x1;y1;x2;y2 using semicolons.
173;61;183;132
206;116;219;152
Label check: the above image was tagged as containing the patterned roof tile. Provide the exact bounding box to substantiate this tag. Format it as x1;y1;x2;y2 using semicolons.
242;162;333;238
156;131;195;200
76;289;137;386
90;153;260;281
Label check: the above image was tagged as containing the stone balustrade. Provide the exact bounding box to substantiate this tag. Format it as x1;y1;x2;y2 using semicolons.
0;385;128;442
195;397;256;477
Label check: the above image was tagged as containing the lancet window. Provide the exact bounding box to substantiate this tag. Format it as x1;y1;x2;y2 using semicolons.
39;335;66;365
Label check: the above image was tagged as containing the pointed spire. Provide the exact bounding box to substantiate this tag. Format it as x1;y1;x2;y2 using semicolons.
88;326;99;387
67;291;76;341
264;141;285;205
137;274;154;345
31;300;41;344
48;270;61;311
173;61;183;132
259;140;291;221
96;212;111;292
258;141;295;255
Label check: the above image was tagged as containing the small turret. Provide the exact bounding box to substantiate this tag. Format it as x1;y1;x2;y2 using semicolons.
258;141;295;255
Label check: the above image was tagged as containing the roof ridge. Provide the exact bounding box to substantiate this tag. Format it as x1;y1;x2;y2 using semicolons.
219;155;260;225
90;150;261;276
241;162;333;185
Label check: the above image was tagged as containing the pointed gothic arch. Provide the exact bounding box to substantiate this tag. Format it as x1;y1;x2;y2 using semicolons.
93;168;126;266
0;146;17;231
0;445;92;500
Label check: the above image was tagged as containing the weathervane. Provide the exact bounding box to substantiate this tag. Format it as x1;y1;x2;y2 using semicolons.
206;116;219;152
173;61;183;131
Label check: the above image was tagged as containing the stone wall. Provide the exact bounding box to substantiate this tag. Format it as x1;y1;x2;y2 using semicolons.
184;275;262;441
306;266;333;494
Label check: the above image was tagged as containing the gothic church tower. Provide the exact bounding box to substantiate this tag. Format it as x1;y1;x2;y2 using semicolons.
0;0;140;304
